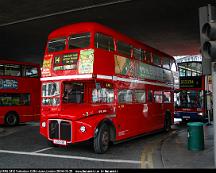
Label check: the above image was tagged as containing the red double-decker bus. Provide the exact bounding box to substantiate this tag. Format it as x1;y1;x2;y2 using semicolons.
0;60;41;126
40;22;179;153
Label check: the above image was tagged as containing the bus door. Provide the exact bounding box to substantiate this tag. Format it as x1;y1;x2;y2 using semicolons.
146;90;163;130
153;91;164;128
116;89;137;138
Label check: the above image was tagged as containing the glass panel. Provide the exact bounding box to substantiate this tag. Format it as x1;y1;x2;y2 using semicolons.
42;82;60;97
174;90;199;108
48;38;66;53
63;82;84;103
42;98;60;106
0;64;4;75
186;70;192;76
144;51;152;63
118;90;133;103
4;64;21;76
170;60;177;72
94;33;114;51
69;33;90;49
163;58;170;69
153;54;161;66
116;41;131;57
133;48;143;61
135;90;146;103
92;88;114;103
179;68;186;77
163;91;171;103
0;93;30;106
154;91;163;103
198;91;204;108
24;66;38;78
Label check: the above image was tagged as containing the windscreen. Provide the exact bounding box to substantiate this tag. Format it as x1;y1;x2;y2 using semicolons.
174;90;203;109
63;82;84;104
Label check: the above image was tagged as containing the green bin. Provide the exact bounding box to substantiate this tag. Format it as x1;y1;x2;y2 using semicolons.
187;122;204;151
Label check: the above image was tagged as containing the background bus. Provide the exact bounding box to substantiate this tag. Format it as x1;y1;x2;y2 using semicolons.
174;61;211;122
0;60;41;126
40;22;179;153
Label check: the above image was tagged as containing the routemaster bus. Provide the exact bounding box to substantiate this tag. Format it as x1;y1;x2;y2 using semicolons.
40;22;179;153
174;61;209;122
0;60;41;126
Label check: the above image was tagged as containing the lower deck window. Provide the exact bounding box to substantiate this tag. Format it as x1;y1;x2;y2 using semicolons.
118;90;133;103
154;91;163;103
135;90;146;103
92;88;114;103
0;93;30;106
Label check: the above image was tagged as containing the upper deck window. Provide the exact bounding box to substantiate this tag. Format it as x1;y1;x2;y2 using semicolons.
23;66;38;78
144;51;151;63
94;33;114;51
170;60;177;72
153;54;161;66
4;64;21;76
133;48;144;61
163;57;170;69
68;32;90;49
116;41;131;57
48;38;66;53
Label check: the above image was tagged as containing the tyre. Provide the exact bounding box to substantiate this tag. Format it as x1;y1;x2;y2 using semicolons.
4;112;19;126
93;123;110;154
164;114;171;132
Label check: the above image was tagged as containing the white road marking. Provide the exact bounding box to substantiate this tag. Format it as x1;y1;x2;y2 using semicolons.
33;147;53;153
0;149;141;164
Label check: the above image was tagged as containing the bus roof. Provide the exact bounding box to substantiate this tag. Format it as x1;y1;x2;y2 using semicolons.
0;59;40;67
48;22;174;60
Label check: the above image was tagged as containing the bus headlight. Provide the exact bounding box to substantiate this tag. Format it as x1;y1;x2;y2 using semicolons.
80;126;86;133
41;122;46;128
198;112;203;116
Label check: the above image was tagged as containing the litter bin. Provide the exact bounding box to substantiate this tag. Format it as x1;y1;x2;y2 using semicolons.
187;122;204;151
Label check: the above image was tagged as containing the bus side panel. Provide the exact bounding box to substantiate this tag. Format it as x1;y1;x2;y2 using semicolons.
94;49;115;76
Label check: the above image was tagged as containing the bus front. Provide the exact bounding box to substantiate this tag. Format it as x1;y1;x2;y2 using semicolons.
40;27;115;149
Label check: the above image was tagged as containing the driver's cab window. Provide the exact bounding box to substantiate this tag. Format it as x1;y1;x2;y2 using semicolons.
63;82;84;103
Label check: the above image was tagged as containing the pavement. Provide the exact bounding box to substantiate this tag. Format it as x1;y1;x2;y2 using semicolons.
0;127;4;133
161;122;215;168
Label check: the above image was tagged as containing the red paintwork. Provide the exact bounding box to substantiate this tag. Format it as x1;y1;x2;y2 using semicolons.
0;60;41;124
40;22;175;145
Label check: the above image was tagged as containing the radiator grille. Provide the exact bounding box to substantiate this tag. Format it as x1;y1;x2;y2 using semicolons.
49;120;59;139
60;121;71;141
48;120;72;141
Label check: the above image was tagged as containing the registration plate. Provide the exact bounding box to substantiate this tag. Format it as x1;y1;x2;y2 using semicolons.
53;139;67;145
182;116;190;119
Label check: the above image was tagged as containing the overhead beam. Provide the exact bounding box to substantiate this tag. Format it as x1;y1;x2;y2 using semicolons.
0;0;135;27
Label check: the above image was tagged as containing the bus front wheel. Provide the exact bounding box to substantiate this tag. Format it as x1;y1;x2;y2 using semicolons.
93;123;110;154
5;112;19;126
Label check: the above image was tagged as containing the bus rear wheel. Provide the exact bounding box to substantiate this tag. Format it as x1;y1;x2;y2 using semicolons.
5;112;19;126
93;124;110;154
